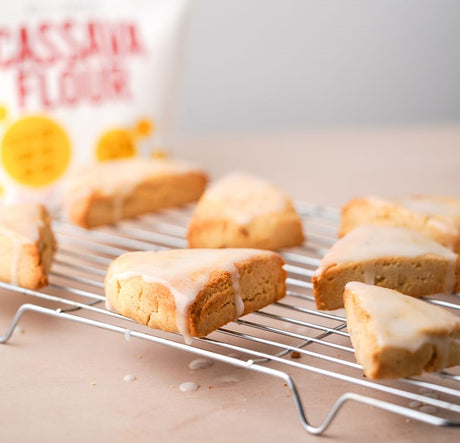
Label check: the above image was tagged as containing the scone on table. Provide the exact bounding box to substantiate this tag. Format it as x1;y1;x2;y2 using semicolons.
187;172;304;249
105;248;286;342
312;225;458;310
63;158;208;228
0;203;56;289
344;282;460;379
340;196;460;252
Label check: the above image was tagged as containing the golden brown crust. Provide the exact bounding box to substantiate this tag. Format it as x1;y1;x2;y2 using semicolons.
0;205;56;290
339;197;460;252
68;171;208;228
344;287;460;379
187;202;304;250
106;253;286;337
313;255;459;311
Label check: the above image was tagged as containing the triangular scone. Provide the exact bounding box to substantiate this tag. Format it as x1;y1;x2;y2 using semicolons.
105;248;286;342
63;158;208;228
344;282;460;379
0;204;56;289
312;225;458;310
187;173;304;249
339;196;460;253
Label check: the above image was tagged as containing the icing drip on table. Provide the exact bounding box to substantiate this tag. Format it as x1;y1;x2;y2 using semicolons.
179;382;199;392
106;248;273;343
188;358;214;370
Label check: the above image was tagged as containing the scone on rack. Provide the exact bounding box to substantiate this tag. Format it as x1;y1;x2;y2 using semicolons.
339;196;460;252
0;204;56;289
344;282;460;379
312;225;458;310
63;158;208;228
105;248;286;342
187;173;304;249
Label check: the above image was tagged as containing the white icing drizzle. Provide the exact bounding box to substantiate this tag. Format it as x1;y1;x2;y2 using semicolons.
346;282;460;353
0;203;44;286
188;358;214;370
123;374;136;382
419;405;438;414
409;401;422;408
179;382;199;392
64;158;202;202
212;375;239;386
398;197;460;218
198;172;289;225
365;196;460;238
362;265;375;285
107;248;273;342
316;225;457;294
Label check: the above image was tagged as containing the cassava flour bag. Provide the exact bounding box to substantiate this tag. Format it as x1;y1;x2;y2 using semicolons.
0;0;190;205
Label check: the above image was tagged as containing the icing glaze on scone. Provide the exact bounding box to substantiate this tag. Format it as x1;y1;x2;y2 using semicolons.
0;203;44;243
316;225;457;293
64;158;203;223
106;248;273;342
357;196;460;237
398;196;460;218
345;282;460;354
66;158;200;197
200;173;289;225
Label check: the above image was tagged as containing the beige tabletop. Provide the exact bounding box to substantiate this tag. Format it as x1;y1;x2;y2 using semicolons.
1;124;460;442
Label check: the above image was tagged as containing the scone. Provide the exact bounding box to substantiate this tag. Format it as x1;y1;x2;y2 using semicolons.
344;282;460;379
63;158;208;228
339;196;460;252
312;225;458;310
0;203;56;289
187;173;304;249
105;248;286;342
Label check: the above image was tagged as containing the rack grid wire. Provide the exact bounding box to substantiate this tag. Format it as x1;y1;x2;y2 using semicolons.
0;202;459;435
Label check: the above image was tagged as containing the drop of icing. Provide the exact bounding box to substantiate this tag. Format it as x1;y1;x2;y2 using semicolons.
123;374;136;382
179;382;199;392
188;358;214;370
419;405;438;414
124;329;132;341
409;401;421;408
213;375;239;387
227;353;241;359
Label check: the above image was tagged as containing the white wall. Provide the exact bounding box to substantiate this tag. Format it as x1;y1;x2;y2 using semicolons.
177;0;460;135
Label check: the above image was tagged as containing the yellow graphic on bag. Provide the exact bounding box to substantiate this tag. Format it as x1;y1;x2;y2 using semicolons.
0;106;8;121
96;118;154;161
1;115;71;187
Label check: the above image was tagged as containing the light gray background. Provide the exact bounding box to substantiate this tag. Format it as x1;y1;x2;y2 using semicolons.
177;0;460;135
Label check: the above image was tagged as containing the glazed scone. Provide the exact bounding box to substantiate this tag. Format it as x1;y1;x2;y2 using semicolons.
105;248;286;342
63;158;208;228
312;225;458;310
344;282;460;379
0;204;56;289
339;196;460;252
187;173;304;249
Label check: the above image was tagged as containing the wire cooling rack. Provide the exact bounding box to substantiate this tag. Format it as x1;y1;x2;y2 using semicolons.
0;202;459;435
